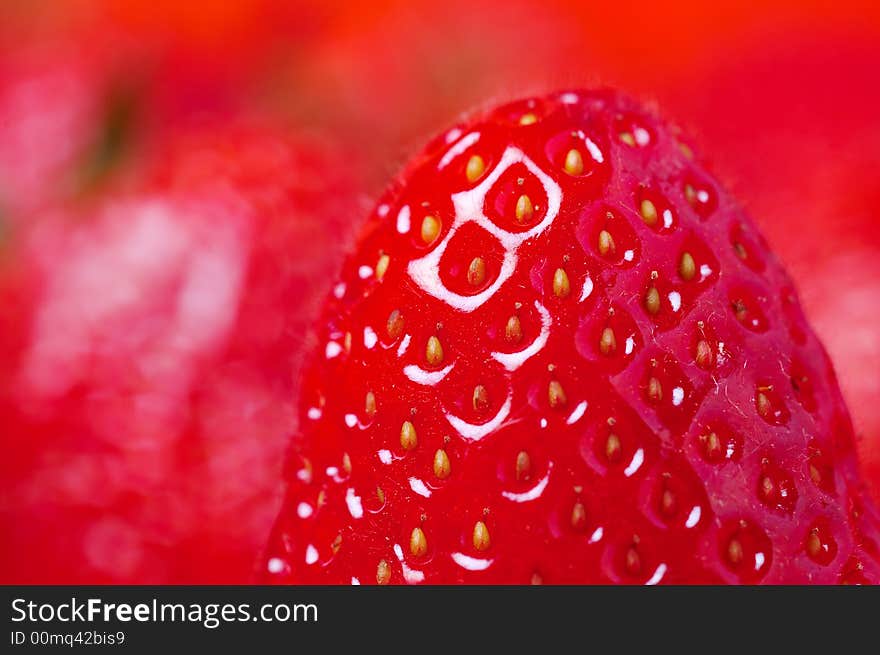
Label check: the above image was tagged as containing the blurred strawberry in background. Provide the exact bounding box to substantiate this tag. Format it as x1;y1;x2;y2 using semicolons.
1;0;878;582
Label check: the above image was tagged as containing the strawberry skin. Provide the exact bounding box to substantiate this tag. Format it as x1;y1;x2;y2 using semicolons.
264;89;880;584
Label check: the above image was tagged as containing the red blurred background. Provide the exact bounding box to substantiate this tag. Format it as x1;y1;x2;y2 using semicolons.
1;0;878;582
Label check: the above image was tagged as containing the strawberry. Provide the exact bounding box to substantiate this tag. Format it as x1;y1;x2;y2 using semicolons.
0;125;364;583
263;89;880;584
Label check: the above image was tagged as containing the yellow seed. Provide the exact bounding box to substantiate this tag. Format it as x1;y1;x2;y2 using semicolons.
433;449;451;479
571;501;587;531
598;229;616;256
331;534;343;554
548;380;567;408
473;521;491;551
727;538;744;566
375;253;390;281
519;112;538;126
343;331;352;353
703;432;722;460
342;453;352;475
473;384;489;412
678;141;694;159
420;214;441;244
734;241;747;260
466;154;486;182
426;335;444;366
563;148;584;175
809;463;822;486
387;309;404;340
400;421;418;451
806;530;822;559
679;252;696;281
515;450;531;482
619;132;636;146
647;376;663;402
644;286;661;315
505;315;523;344
661;487;677;516
365;391;377;417
553;268;571;298
376;486;386;505
599;327;617;355
467;257;486;286
410;527;428;557
684;183;697;206
640;198;658;226
695;340;713;369
625;545;642;575
515;194;534;222
756;391;771;418
376;559;391;585
605;433;622;462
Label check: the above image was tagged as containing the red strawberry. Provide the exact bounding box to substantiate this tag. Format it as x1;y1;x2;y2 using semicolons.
263;89;880;584
0;125;364;583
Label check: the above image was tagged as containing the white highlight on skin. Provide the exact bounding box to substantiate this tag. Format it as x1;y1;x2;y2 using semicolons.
396;205;411;234
408;477;431;498
345;488;364;519
445;394;512;442
501;464;552;503
699;264;712;280
344;414;358;428
634;127;650;146
377;204;389;218
358;265;373;279
697;189;709;203
378;449;392;465
438;131;480;169
397;334;411;357
662;209;673;229
325;466;339;478
267;557;285;574
491;301;551;371
333;282;346;299
624;448;645;477
307;407;322;420
296;467;311;483
445;127;463;144
297;502;313;519
645;563;668;586
363;326;378;349
408;147;562;312
624;250;634;262
625;336;635;355
351;577;361;585
579;277;594;302
305;545;318;565
451;553;493;571
393;544;425;584
560;92;579;104
566;401;588;425
403;363;454;386
669;291;681;312
325;341;342;359
685;506;701;528
540;418;548;429
589;527;604;544
672;387;685;407
755;552;765;571
584;137;604;164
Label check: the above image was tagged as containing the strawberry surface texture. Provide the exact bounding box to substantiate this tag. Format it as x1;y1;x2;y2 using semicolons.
263;89;880;584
